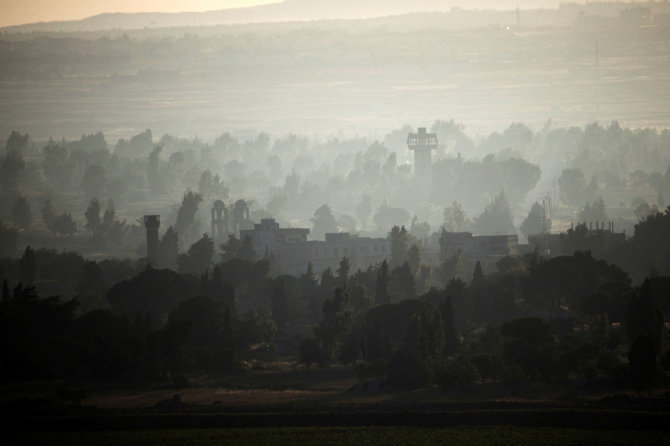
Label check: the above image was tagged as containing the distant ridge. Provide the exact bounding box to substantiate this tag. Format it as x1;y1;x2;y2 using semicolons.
1;0;561;33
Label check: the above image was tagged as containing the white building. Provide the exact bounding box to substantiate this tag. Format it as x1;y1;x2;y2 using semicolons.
241;218;390;276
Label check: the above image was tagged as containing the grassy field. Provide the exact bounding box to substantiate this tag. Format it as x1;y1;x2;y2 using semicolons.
4;426;670;446
2;19;669;142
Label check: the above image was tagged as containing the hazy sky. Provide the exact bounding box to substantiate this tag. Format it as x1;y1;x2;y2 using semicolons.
1;0;280;27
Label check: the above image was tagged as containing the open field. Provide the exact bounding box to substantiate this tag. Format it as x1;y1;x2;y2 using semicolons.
1;18;669;143
4;426;670;446
3;363;670;444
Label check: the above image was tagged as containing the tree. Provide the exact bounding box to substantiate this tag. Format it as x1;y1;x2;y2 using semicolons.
500;318;554;380
558;168;587;207
356;194;373;229
178;233;214;274
408;305;445;365
85;198;102;236
443;201;469;232
439;250;463;285
5;131;29;154
374;203;410;232
19;246;36;286
300;262;318;291
579;197;609;226
311;204;338;240
271;280;290;331
0;151;25;192
298;337;326;369
441;296;459;356
0;220;19;257
472;261;485;286
314;287;352;360
146;145;164;195
633;199;657;222
98;199;127;242
41;197;57;230
239;235;257;261
220;234;243;262
625;279;664;349
77;261;107;312
198;170;229;201
520;202;550;238
390;262;416;301
42;143;70;187
406;244;421;276
375;260;389;305
629;335;662;396
337;257;350;285
107;267;194;320
81;164;106;201
389;225;409;268
474;191;515;235
52;212;77;236
175;191;202;241
11;195;31;230
158;226;179;269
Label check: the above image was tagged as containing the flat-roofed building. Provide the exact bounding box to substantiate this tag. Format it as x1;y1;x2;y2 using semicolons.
439;230;518;277
240;218;389;276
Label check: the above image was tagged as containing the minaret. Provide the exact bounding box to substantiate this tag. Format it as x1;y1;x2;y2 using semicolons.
143;215;160;263
407;127;438;190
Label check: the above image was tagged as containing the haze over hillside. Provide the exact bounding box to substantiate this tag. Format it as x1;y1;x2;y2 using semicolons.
4;0;566;32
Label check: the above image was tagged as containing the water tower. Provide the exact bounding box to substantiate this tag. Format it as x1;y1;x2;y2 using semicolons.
407;127;438;186
143;215;160;263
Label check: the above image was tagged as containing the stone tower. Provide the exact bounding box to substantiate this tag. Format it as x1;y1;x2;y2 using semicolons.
407;127;438;188
143;215;160;263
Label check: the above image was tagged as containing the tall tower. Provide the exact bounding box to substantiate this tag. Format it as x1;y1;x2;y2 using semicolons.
211;199;227;241
407;127;438;187
143;215;160;263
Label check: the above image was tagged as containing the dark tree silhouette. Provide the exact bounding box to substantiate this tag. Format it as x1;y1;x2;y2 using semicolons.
520;201;550;238
629;335;662;396
81;164;106;201
337;256;350;285
356;194;373;230
85;198;102;235
107;267;194;320
443;201;470;232
174;191;202;240
474;191;515;236
314;287;352;360
375;260;389;305
389;225;409;268
178;233;214;274
441;295;459;356
11;195;31;230
311;204;338;240
158;226;179;269
5;131;29;154
19;246;36;287
52;212;77;236
271;280;289;331
41;197;57;230
77;261;107;312
472;261;485;286
390;262;415;302
0;151;25;192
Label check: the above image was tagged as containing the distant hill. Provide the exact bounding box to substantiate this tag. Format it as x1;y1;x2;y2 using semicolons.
1;0;561;33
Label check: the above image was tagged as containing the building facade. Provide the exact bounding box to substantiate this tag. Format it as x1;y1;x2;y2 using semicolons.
439;230;519;277
240;218;389;276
